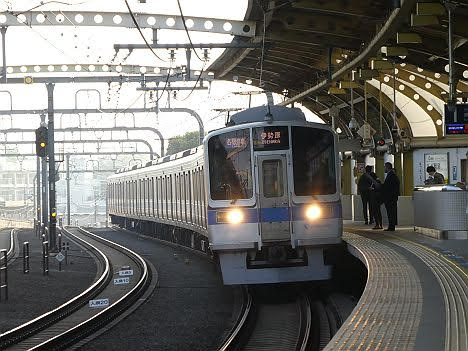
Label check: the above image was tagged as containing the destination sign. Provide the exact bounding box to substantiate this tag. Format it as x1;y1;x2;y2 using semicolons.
253;126;289;151
446;123;468;135
225;137;248;148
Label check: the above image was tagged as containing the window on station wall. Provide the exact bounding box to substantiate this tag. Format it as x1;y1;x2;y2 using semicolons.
292;127;336;195
208;128;253;200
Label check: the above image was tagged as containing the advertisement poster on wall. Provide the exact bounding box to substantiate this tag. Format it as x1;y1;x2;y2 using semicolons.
424;153;449;182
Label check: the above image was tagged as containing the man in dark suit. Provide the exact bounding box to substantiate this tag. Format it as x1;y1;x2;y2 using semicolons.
357;165;374;224
382;162;400;231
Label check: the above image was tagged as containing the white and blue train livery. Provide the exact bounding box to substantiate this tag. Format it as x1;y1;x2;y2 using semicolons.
107;105;342;284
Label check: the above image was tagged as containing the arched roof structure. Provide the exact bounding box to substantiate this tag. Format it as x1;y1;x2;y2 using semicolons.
209;0;468;145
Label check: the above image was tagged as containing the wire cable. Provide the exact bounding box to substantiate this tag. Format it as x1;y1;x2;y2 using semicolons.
124;0;165;62
11;1;87;16
177;62;206;101
176;0;203;62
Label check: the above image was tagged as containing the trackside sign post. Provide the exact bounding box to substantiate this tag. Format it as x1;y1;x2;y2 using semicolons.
113;277;130;285
119;269;133;277
89;298;109;308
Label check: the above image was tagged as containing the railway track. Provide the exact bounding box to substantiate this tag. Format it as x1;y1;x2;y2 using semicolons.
0;227;151;350
4;228;17;262
219;287;353;351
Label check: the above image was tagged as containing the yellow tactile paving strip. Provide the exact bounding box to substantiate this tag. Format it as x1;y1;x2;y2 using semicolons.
386;237;468;351
325;232;423;351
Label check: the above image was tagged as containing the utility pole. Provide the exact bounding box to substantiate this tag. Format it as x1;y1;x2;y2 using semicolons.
36;158;40;230
46;83;57;250
40;114;48;237
66;154;71;226
1;26;7;83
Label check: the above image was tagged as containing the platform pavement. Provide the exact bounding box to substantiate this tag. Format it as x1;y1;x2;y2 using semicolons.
344;220;468;270
342;221;468;351
0;228;97;333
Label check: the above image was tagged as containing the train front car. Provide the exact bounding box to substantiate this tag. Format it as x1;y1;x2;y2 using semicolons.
205;106;342;284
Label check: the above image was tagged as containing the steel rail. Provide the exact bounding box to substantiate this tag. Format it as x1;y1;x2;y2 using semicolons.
218;287;254;351
29;227;151;350
0;227;111;349
5;229;15;261
218;290;312;351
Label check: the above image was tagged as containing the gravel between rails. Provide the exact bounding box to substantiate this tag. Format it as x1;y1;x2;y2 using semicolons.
80;228;236;351
0;229;97;333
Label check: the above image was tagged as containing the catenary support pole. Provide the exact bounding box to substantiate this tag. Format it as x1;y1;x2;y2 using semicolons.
1;26;7;84
66;154;71;226
36;156;41;232
40;115;48;237
46;83;57;250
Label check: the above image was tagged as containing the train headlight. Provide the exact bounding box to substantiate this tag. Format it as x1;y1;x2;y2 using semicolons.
216;209;244;224
305;205;321;221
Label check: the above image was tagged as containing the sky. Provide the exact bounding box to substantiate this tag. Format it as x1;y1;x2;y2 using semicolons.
0;0;323;173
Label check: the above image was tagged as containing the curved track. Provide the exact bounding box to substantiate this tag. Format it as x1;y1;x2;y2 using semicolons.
218;288;342;351
0;227;151;350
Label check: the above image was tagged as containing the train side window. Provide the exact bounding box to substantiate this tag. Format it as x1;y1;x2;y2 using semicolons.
201;167;206;228
180;173;184;222
151;177;155;217
157;177;161;218
142;179;145;216
184;173;188;223
188;172;192;224
170;175;174;220
197;169;201;226
164;176;169;219
194;169;200;225
174;174;180;220
145;179;148;216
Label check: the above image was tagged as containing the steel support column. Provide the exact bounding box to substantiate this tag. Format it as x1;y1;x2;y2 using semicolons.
66;155;71;226
1;26;7;84
36;156;41;231
46;83;57;250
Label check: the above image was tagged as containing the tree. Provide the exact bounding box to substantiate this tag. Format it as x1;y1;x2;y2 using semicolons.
165;131;200;155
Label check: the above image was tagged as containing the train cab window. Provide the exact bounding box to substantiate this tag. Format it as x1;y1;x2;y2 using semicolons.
262;160;284;198
208;128;253;200
292;127;336;195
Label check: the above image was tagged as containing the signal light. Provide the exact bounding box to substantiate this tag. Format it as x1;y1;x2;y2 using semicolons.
35;126;48;157
377;138;386;146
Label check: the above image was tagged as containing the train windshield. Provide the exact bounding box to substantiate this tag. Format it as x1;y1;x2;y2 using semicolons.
208;128;253;200
292;127;336;195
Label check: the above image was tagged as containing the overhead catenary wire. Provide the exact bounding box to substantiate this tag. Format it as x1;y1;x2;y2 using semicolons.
124;0;165;62
176;0;203;62
11;1;87;16
176;62;206;101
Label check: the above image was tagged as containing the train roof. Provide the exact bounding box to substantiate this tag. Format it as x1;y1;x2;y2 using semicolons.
228;105;305;125
114;145;203;175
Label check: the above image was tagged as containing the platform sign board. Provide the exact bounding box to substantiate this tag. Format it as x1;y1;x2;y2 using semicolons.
445;103;468;135
113;277;130;285
119;269;133;277
55;252;65;262
424;153;449;182
89;298;109;308
357;123;375;140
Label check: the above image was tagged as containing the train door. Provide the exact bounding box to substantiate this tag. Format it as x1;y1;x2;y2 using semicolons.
257;154;290;242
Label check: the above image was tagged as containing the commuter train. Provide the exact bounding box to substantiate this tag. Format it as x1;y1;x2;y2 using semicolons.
107;105;342;284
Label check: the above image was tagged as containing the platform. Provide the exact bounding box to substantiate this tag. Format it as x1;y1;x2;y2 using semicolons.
328;223;468;351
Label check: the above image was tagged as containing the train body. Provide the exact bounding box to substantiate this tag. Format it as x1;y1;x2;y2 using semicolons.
108;105;342;284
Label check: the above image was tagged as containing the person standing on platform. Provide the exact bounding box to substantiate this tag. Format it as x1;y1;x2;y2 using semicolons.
358;165;374;225
382;162;400;231
424;166;445;185
369;172;383;230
